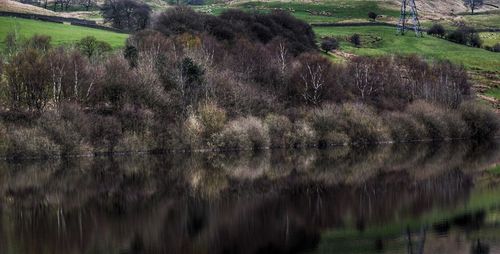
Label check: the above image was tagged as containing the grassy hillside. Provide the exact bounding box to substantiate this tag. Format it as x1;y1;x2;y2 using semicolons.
0;17;128;49
314;26;500;73
195;0;399;23
0;0;57;15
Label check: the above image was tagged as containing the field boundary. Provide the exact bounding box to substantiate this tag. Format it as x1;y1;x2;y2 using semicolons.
311;22;500;32
0;11;127;33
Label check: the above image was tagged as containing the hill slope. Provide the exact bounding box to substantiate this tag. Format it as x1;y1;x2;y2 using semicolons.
0;0;57;15
0;16;128;49
315;26;500;72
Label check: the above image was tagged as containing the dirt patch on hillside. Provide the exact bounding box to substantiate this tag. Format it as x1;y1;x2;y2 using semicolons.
0;0;57;16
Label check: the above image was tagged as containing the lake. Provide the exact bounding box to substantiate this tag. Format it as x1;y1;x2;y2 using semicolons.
0;141;499;254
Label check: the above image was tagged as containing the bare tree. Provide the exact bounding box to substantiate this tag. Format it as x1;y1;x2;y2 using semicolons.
464;0;484;13
5;49;51;112
290;54;337;106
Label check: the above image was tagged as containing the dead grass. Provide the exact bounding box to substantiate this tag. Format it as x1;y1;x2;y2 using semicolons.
0;0;57;16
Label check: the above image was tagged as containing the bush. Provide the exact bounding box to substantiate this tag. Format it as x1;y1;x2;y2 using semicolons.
115;132;154;152
246;117;270;149
446;29;467;45
486;43;500;52
442;111;469;139
118;104;152;133
460;101;498;139
368;12;377;21
406;101;448;140
446;26;482;47
384;112;426;142
215;120;250;150
0;123;8;155
215;117;269;150
350;34;361;47
265;114;292;148
6;127;60;159
339;103;388;144
182;112;204;149
320;37;339;52
25;34;52;52
309;104;342;146
427;23;446;37
198;102;226;139
289;120;316;148
89;115;123;153
77;36;112;58
38;110;84;156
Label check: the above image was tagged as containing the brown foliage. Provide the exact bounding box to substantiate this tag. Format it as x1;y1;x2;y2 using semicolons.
4;48;51;112
289;53;345;106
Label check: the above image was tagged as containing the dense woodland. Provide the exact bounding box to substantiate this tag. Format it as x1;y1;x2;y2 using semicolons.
0;7;497;158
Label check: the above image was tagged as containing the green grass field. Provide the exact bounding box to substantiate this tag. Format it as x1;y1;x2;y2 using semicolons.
459;10;500;29
314;26;500;72
480;32;500;47
195;0;399;23
0;16;128;49
485;87;500;100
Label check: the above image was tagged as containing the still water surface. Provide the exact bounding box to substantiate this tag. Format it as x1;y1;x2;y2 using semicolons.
0;142;499;254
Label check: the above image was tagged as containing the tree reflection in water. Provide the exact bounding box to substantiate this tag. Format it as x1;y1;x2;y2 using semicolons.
0;141;499;254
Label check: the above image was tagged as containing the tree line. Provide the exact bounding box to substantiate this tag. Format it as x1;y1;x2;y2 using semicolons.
0;7;497;158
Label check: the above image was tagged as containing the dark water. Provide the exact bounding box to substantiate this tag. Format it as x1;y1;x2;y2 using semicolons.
0;142;500;254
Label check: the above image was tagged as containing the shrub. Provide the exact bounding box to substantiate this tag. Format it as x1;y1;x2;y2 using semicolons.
25;34;52;52
118;104;152;133
350;34;361;47
442;111;469;139
309;104;342;146
446;26;482;47
368;12;377;21
320;37;339;52
446;29;467;45
406;101;448;140
77;36;112;58
115;132;153;152
198;103;227;139
6;127;60;159
182;112;204;149
89;115;123;153
323;131;350;146
470;33;482;48
246;117;270;149
38;110;84;156
427;24;446;37
487;43;500;52
215;120;250;150
339;103;388;144
0;123;8;155
460;101;498;139
384;112;426;142
265;114;292;148
215;117;269;150
289;120;316;148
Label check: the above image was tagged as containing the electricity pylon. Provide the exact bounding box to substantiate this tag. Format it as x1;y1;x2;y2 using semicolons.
397;0;422;36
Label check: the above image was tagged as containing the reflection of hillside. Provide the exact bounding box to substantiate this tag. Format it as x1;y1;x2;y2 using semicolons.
0;141;498;254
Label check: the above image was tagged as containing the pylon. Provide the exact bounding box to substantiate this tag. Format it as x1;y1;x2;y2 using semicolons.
397;0;422;36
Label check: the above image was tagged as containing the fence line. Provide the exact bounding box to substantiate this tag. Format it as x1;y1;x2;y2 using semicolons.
0;11;127;33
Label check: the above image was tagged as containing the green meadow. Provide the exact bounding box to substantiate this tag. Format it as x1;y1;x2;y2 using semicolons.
314;25;500;72
195;0;399;23
0;16;128;49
